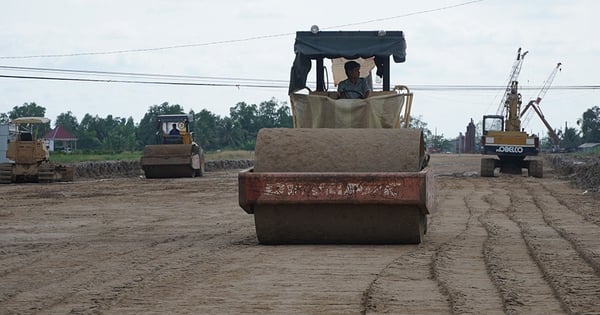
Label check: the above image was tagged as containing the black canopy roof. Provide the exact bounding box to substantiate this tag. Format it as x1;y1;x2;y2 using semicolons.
289;31;407;93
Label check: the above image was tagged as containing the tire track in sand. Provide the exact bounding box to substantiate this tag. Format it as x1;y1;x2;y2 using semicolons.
527;180;600;276
478;177;565;314
364;176;512;314
432;177;505;315
361;177;474;314
505;177;600;314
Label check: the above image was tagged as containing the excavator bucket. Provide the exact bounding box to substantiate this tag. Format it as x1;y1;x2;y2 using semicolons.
239;128;435;244
140;144;202;178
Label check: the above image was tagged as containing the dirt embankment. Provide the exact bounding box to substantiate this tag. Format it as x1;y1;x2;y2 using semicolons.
546;154;600;192
73;159;254;178
72;154;600;193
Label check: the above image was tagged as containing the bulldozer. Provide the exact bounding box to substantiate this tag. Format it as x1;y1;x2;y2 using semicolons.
238;29;435;244
480;49;543;178
140;114;205;178
0;117;74;184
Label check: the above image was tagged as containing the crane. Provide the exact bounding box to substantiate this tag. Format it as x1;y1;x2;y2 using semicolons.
496;48;529;117
520;62;562;151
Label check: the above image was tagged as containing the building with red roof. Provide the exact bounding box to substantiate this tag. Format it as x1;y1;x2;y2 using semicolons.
43;125;77;152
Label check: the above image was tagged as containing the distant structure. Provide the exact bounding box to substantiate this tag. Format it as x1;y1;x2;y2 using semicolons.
464;118;476;153
455;132;465;153
454;119;477;154
43;125;77;152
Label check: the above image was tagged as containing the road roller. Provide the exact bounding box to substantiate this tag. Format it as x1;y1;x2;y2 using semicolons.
239;30;435;244
140;114;205;178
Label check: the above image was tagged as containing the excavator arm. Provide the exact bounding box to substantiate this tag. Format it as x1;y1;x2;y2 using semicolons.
520;62;562;149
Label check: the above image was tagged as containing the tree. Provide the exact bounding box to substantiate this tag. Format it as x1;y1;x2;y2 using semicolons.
55;111;79;134
217;116;243;148
259;98;293;128
559;126;582;151
275;103;293;127
408;115;433;140
429;134;453;153
229;102;258;149
577;106;600;143
9;102;50;134
9;102;46;119
121;117;137;151
192;109;221;151
257;99;277;129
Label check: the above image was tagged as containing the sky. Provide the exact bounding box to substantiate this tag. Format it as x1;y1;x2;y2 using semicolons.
1;0;598;139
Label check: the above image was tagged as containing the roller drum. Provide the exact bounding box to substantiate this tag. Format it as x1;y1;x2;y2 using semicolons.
254;128;425;173
141;144;197;178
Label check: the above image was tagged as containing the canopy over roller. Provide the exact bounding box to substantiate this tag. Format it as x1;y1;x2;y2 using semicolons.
289;30;407;94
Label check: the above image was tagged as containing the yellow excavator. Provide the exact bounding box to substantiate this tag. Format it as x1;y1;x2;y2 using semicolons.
140;114;205;178
481;49;559;178
239;29;435;244
0;117;73;184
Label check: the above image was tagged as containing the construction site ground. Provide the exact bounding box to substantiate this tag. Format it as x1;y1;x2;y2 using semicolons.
1;153;599;314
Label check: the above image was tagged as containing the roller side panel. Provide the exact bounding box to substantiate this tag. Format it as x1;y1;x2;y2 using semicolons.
239;168;434;213
238;167;434;244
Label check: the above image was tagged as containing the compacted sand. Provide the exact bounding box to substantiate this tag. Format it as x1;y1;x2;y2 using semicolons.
1;154;599;314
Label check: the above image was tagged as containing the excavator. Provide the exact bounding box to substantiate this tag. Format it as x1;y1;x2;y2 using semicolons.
140;114;205;178
238;29;435;244
0;117;73;184
480;49;560;178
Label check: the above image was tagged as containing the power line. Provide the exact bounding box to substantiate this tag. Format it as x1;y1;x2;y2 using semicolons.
0;65;288;84
0;0;486;60
1;72;597;92
328;0;486;29
0;74;287;89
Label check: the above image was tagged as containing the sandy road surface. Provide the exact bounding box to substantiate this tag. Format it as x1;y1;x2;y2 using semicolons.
1;154;599;314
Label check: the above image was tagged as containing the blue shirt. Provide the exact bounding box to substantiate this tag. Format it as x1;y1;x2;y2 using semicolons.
337;78;371;99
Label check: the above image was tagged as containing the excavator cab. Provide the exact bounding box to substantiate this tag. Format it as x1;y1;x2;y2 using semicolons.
482;115;504;135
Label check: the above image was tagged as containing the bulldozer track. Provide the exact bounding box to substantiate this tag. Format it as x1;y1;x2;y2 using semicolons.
1;155;599;314
0;163;13;184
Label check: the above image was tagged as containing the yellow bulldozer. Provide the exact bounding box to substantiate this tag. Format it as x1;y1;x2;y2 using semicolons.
0;117;73;184
238;29;435;244
140;114;205;178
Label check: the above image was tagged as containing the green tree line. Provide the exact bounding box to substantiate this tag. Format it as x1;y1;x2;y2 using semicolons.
1;98;293;152
1;100;599;153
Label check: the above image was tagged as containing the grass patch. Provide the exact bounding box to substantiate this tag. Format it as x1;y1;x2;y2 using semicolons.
49;150;255;163
50;151;142;163
205;150;254;160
